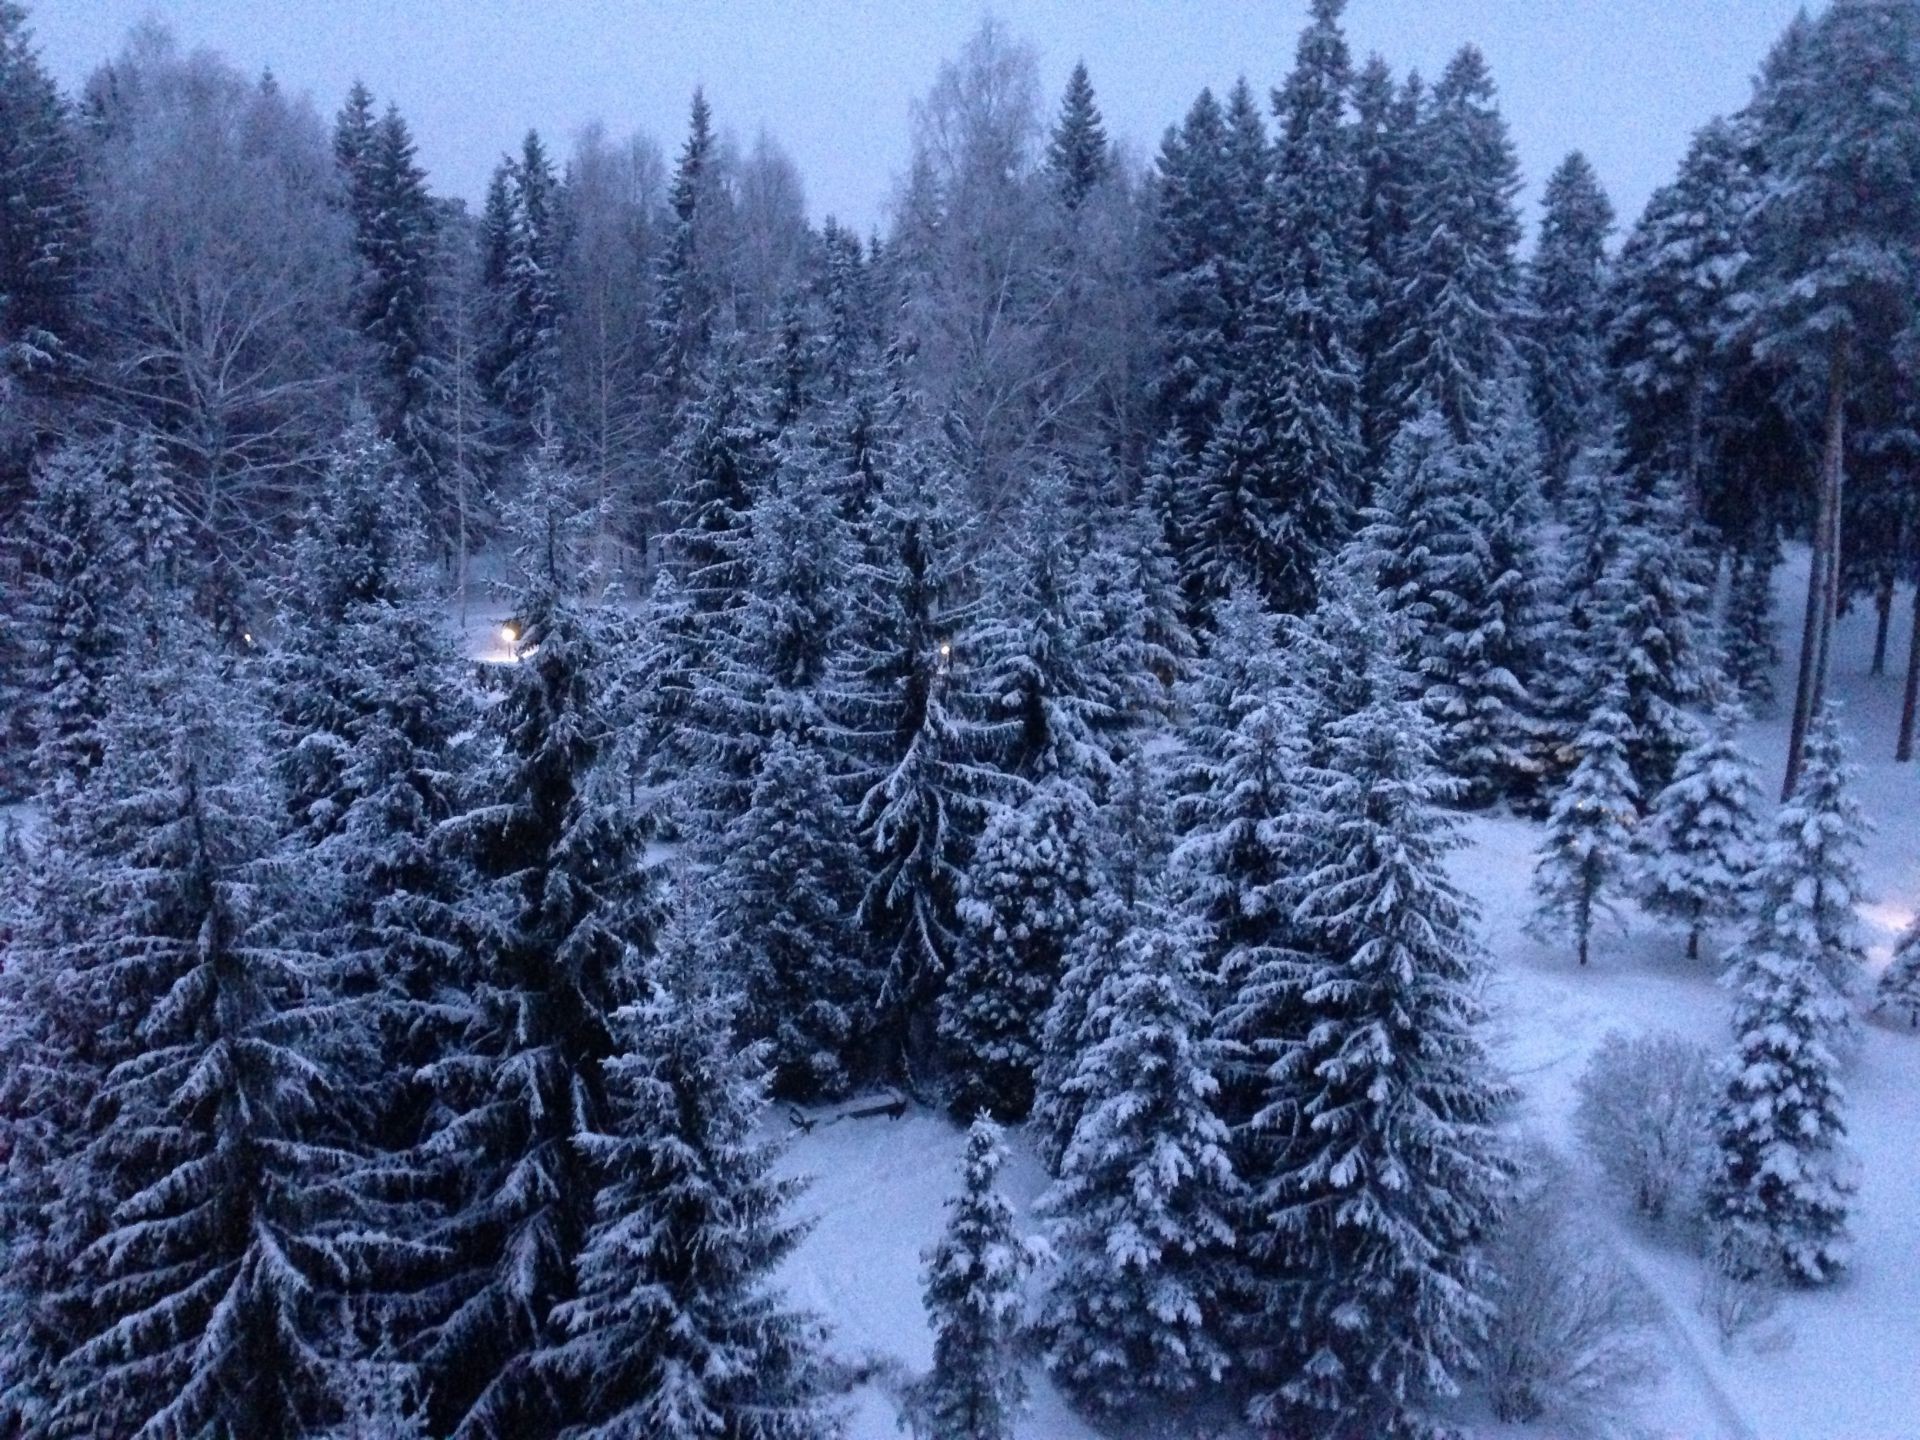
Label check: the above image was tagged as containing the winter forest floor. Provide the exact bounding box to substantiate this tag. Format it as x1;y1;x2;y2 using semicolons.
459;549;1907;1440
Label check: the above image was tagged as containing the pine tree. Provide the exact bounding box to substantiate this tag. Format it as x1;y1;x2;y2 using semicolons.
479;132;563;448
942;777;1097;1120
540;905;838;1439
1723;545;1779;712
1638;702;1765;960
1037;908;1238;1412
1030;744;1172;1172
0;1;88;386
342;101;451;507
1707;922;1855;1286
1525;152;1614;497
1046;61;1111;212
1590;476;1713;799
20;442;124;816
653;89;728;409
1744;706;1871;1037
1150;87;1236;463
1240;629;1511;1438
421;446;662;1438
1876;918;1920;1029
910;1117;1034;1440
1529;676;1640;966
1243;0;1365;612
715;730;867;1100
1382;44;1522;443
1607;117;1750;496
1351;57;1421;471
836;442;994;1072
39;630;360;1440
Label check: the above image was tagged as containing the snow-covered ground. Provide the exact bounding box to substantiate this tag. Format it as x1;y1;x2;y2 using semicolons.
777;547;1920;1440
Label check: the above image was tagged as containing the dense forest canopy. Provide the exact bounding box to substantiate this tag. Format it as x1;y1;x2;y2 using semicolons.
1;1;1917;1437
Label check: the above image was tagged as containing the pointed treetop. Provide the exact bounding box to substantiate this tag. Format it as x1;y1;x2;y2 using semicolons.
1046;60;1111;209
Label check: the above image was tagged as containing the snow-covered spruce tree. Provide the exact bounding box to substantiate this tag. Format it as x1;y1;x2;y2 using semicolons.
41;628;362;1440
1037;905;1238;1413
1877;918;1920;1028
539;901;838;1440
1430;377;1551;801
715;729;868;1101
1230;0;1366;618
941;474;1114;1119
1529;676;1640;966
1722;545;1779;713
834;440;995;1074
1638;702;1765;961
1745;705;1871;1037
420;445;663;1438
19;441;125;818
479;129;562;449
1168;582;1285;829
1363;402;1544;801
1240;627;1512;1439
1524;151;1614;499
1589;475;1714;799
1381;43;1523;444
1031;744;1172;1173
941;776;1097;1121
1706;924;1855;1287
910;1117;1035;1440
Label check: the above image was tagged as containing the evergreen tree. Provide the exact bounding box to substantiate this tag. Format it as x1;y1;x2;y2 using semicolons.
653;89;728;409
1529;677;1640;966
714;730;867;1100
1045;61;1111;212
37;630;360;1440
941;777;1096;1120
1241;627;1511;1438
910;1117;1034;1440
973;469;1120;787
1590;476;1713;798
19;442;124;816
480;132;563;448
1723;545;1780;712
1382;45;1522;443
1744;706;1871;1037
1037;908;1238;1412
341;101;451;507
1876;917;1920;1029
421;446;661;1437
1638;702;1765;960
540;904;838;1439
1150;87;1237;464
1707;921;1855;1286
1607;118;1751;497
835;442;994;1071
1525;151;1614;497
0;0;88;387
1246;0;1365;610
1350;57;1421;471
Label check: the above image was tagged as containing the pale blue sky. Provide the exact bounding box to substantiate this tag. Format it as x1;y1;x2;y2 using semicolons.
29;1;1814;238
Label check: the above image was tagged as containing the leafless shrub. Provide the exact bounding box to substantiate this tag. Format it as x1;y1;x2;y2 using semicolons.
1483;1148;1665;1438
1574;1030;1715;1227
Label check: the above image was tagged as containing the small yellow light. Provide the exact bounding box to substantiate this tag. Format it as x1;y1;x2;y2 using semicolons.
242;632;253;645
501;623;518;646
939;640;952;658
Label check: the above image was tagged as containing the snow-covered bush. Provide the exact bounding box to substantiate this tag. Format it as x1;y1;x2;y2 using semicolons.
1574;1030;1714;1226
1698;1230;1781;1347
1482;1150;1663;1437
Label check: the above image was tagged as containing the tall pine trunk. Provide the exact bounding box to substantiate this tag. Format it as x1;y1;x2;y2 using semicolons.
1784;335;1848;798
1898;581;1920;762
1872;574;1894;676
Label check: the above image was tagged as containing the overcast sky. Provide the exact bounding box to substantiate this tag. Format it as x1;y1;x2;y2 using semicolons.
30;1;1814;240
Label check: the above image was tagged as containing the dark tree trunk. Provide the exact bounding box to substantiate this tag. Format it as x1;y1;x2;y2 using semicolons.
1872;574;1895;676
1785;335;1849;798
1898;581;1920;763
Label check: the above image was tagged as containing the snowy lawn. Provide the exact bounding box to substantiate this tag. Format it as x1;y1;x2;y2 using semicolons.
773;547;1920;1440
